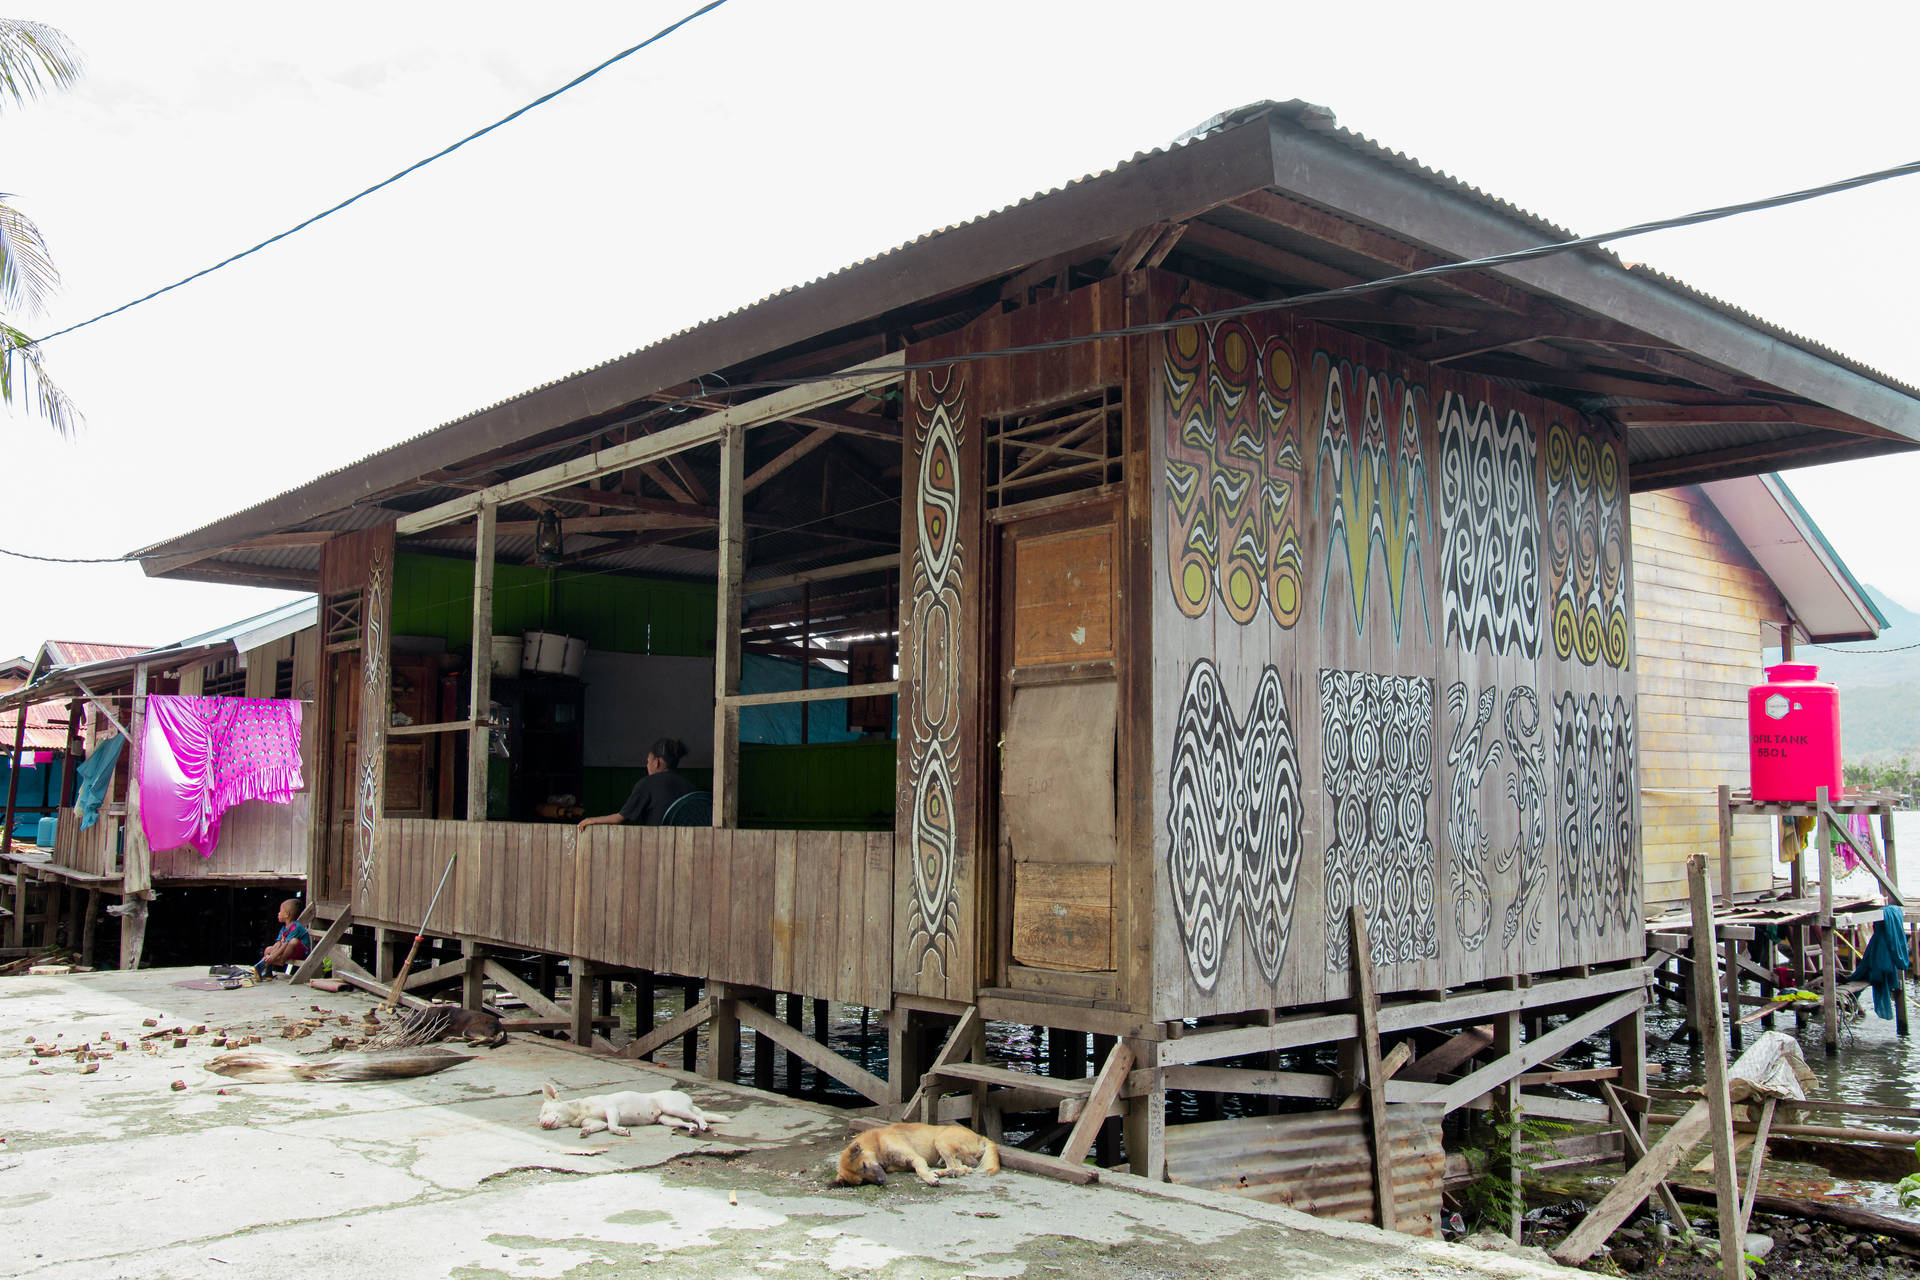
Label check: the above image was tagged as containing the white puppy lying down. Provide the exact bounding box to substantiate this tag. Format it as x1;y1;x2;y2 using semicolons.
537;1082;728;1137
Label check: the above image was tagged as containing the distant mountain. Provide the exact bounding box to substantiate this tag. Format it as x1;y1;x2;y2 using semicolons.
1766;586;1920;763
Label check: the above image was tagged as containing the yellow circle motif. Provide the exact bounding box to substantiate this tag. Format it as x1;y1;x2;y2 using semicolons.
1173;325;1201;362
1273;577;1297;615
1267;346;1294;392
1228;566;1255;612
1182;561;1208;607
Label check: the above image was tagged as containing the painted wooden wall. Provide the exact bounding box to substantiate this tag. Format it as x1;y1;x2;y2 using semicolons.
1147;272;1641;1021
894;281;1130;1004
1631;487;1784;905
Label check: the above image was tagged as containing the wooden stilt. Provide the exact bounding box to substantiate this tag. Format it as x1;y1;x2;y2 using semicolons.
787;991;806;1092
705;981;739;1083
117;895;148;970
683;978;700;1072
1817;789;1838;1056
1690;853;1747;1280
78;889;100;967
569;958;595;1047
885;1005;917;1107
1123;1038;1167;1180
1493;1008;1523;1241
1348;908;1397;1233
291;907;354;983
461;940;486;1009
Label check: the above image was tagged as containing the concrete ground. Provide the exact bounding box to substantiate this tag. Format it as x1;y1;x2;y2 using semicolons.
0;968;1584;1279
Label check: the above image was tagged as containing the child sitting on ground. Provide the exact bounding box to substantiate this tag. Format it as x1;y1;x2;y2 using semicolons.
253;899;311;979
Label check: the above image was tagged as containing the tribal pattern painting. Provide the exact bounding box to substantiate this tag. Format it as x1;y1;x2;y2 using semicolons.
1439;394;1541;657
1443;682;1550;952
1545;420;1630;669
1498;687;1549;949
1163;309;1304;628
1444;683;1501;952
1554;692;1637;940
1167;660;1304;992
355;544;387;898
1312;354;1432;644
906;369;967;975
1322;669;1436;971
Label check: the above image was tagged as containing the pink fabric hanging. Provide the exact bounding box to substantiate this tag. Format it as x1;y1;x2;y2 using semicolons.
139;696;303;858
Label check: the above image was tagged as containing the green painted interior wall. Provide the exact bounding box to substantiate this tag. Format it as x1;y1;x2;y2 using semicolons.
389;553;714;657
738;740;896;830
394;554;894;830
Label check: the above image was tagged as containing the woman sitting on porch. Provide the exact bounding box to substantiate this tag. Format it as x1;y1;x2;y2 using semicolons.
576;737;694;830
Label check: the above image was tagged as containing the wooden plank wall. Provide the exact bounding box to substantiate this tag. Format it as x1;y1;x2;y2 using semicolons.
894;281;1128;1003
51;807;118;877
1631;487;1783;904
1146;270;1642;1022
361;819;893;1010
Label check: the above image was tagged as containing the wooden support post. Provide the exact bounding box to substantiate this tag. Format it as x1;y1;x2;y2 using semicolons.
752;992;775;1090
78;889;99;967
634;969;655;1041
292;907;354;983
1742;1098;1777;1236
1597;1081;1690;1229
1123;1037;1167;1181
1817;788;1838;1055
60;697;81;809
901;1007;981;1122
1718;785;1742;1053
788;992;807;1093
461;940;486;1010
683;978;700;1072
1612;1001;1649;1150
1349;908;1397;1233
712;423;745;827
7;866;22;948
0;684;29;856
123;663;151;897
1875;806;1911;1036
467;500;496;821
1059;1040;1134;1167
885;1005;916;1107
705;981;739;1083
117;894;148;970
1689;852;1746;1280
569;958;594;1048
1493;1008;1523;1241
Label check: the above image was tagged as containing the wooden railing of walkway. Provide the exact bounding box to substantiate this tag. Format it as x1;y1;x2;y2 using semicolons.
358;819;894;1011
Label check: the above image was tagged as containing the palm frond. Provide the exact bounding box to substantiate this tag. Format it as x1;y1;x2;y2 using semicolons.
0;19;80;108
0;199;59;317
1;321;81;437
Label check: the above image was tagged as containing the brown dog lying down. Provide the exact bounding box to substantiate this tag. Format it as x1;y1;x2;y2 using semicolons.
835;1123;1001;1187
400;1004;508;1048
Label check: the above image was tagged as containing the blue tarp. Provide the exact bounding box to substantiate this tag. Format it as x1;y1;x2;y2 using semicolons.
737;653;895;745
75;734;124;830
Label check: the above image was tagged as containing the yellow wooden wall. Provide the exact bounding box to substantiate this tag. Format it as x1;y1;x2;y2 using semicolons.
1632;487;1786;906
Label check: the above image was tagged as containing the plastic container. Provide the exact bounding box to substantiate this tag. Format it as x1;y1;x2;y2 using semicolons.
34;815;56;848
561;636;587;678
1748;662;1843;802
489;635;523;678
522;631;568;675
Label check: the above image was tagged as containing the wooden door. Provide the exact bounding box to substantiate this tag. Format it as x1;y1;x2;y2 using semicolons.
996;501;1121;988
321;651;436;902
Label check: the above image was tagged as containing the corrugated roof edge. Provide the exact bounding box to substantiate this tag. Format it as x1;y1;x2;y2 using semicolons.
135;99;1919;552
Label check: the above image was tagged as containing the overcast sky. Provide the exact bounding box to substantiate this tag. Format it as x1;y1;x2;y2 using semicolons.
4;1;1919;664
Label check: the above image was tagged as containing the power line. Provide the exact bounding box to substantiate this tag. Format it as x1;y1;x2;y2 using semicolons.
9;149;1920;566
31;0;732;346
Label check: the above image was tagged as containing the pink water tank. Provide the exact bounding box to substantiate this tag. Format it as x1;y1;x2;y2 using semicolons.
1748;662;1843;802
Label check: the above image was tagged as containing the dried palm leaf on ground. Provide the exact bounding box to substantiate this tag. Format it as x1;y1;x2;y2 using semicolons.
205;1047;475;1082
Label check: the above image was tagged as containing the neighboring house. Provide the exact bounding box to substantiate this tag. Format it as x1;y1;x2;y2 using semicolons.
113;101;1920;1200
0;600;318;966
1633;476;1884;907
1;641;148;843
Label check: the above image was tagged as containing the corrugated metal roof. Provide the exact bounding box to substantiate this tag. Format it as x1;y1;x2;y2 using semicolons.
140;99;1920;568
43;641;149;668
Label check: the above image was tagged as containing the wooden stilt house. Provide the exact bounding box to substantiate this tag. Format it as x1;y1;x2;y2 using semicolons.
132;101;1920;1212
0;600;318;965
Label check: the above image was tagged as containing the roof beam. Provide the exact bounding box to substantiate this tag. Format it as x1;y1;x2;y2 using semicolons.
394;353;904;536
1611;402;1906;441
1259;113;1920;439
